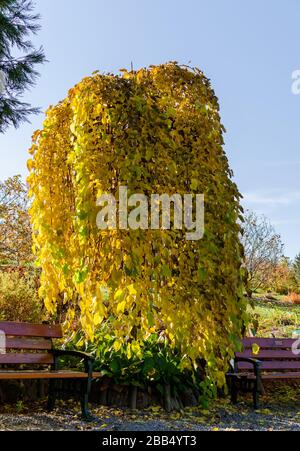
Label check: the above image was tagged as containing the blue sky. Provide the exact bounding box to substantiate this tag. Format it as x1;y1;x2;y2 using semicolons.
1;0;300;258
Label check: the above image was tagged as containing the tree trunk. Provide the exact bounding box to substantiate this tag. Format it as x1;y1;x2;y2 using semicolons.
164;384;172;412
100;388;108;405
129;386;138;409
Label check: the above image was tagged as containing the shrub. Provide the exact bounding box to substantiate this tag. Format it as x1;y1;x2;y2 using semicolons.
0;271;43;322
284;292;300;305
64;325;202;407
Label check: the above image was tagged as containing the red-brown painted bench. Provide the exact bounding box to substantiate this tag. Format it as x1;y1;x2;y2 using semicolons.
0;321;101;419
227;337;300;409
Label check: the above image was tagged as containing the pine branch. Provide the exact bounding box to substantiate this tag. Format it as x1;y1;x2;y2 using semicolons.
0;0;46;132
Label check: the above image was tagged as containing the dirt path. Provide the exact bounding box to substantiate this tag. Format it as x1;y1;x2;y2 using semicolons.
1;399;300;431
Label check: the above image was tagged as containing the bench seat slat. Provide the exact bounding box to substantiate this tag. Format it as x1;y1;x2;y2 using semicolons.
0;370;102;380
238;360;300;371
0;321;62;338
228;371;300;380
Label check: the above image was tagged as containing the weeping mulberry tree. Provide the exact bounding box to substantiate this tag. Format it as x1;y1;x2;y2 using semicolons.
27;63;247;392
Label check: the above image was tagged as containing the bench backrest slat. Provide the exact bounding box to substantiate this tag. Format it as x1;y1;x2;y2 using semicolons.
242;338;296;349
236;350;299;359
5;337;53;350
0;321;62;338
0;353;54;365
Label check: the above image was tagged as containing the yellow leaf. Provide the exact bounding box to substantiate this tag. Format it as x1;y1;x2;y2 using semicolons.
259;408;272;415
149;406;161;413
113;340;122;352
114;288;124;301
252;343;260;355
94;312;103;326
170;413;181;420
128;284;137;296
117;300;126;314
131;341;142;358
27;159;35;171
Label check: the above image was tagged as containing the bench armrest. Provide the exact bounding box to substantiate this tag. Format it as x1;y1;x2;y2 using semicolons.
52;349;94;375
234;357;262;375
233;356;264;394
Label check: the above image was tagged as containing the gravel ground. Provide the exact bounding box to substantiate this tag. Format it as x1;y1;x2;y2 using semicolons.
1;398;300;431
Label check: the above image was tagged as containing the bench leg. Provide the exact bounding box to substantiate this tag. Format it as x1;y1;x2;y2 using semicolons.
253;370;262;409
47;380;56;412
81;378;92;421
253;388;259;410
230;378;238;404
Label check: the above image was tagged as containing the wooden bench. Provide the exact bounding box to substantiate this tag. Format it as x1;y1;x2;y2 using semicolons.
227;337;300;409
0;321;101;419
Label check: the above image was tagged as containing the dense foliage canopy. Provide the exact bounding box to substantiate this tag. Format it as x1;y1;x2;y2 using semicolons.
28;63;247;391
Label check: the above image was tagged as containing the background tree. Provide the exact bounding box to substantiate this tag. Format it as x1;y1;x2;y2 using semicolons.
242;210;284;297
270;257;298;295
0;0;46;132
293;253;300;286
0;175;33;265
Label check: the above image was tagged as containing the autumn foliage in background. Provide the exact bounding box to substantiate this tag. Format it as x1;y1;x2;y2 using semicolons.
0;176;44;324
0;176;32;265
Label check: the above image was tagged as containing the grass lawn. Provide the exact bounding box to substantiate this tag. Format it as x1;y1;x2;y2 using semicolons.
248;296;300;337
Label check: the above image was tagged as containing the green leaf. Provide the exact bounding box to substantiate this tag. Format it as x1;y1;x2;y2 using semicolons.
77;210;89;221
110;359;120;374
147;311;154;327
74;268;88;284
62;264;70;275
161;264;172;278
198;267;206;282
191;178;199;190
79;226;88;238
